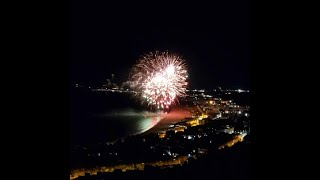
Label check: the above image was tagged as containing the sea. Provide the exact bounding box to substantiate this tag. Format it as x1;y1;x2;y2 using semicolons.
69;88;162;147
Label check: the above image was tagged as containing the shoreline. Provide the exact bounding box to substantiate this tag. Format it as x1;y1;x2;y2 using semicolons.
102;106;193;144
141;106;193;135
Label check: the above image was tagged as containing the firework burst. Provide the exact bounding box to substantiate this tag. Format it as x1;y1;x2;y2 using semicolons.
129;51;188;109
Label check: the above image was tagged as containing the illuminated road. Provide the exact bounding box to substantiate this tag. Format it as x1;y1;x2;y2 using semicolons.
218;133;247;149
70;155;190;180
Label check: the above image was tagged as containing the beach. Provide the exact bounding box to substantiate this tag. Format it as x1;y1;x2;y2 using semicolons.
143;106;193;134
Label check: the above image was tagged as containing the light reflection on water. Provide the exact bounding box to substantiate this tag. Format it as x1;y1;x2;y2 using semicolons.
136;116;161;134
97;109;163;137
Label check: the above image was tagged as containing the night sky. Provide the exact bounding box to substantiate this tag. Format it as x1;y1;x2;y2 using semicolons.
68;1;251;89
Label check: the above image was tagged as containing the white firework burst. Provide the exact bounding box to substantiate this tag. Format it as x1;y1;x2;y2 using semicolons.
129;51;188;109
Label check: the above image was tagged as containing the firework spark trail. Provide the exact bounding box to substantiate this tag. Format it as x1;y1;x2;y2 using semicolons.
129;51;188;109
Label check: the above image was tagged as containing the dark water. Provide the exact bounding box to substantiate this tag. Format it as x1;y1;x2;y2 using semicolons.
219;92;250;106
69;89;160;146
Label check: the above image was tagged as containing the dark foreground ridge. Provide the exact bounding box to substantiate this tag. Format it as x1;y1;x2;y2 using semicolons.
75;142;250;180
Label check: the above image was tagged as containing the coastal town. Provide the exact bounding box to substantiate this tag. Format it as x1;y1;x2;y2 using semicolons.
70;88;250;180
